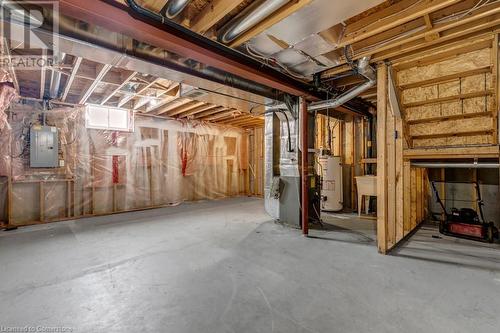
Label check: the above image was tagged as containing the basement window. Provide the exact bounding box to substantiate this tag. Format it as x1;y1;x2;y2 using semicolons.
85;105;133;132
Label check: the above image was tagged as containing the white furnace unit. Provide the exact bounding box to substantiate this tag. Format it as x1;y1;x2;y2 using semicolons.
318;155;343;211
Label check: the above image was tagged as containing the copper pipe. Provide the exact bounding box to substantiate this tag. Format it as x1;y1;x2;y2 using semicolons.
301;98;308;236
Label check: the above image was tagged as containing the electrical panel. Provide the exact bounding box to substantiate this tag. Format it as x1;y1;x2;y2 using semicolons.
30;125;59;168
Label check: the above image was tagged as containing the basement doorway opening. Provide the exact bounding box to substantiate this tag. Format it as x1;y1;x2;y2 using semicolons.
307;113;378;248
391;163;500;268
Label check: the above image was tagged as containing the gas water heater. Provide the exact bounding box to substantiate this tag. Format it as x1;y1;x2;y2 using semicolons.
318;155;343;211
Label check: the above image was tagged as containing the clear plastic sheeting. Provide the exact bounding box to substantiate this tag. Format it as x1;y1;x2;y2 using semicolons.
1;101;249;226
0;71;18;223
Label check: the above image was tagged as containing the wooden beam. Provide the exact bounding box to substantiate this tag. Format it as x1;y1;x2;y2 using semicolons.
424;13;440;41
228;0;313;47
156;98;191;115
371;11;500;63
191;0;246;34
40;50;47;99
79;63;112;104
343;0;421;37
177;104;220;118
392;34;493;70
403;90;494;108
340;0;462;47
376;63;388;254
399;66;492;90
100;71;137;105
411;129;493;140
389;66;412;147
118;78;158;108
202;109;240;121
144;83;180;112
166;101;206;117
492;33;499;144
180;104;226;119
407;111;493;125
403;145;500;159
61;57;82;102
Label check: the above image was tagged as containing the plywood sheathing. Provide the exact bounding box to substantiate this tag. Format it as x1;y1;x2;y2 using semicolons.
396;47;497;148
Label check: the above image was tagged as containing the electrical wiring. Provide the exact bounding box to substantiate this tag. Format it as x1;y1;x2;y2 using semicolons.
348;0;425;33
435;0;497;24
245;43;311;81
348;0;499;59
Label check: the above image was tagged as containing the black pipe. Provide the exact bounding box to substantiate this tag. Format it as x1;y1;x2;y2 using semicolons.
39;9;284;101
122;0;321;98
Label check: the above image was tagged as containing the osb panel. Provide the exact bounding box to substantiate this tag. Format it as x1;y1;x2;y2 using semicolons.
405;104;440;121
409;117;492;136
398;48;491;85
405;96;491;121
463;96;491;113
413;135;493;148
438;80;460;98
462;73;491;93
401;73;491;104
402;85;437;104
440;100;463;116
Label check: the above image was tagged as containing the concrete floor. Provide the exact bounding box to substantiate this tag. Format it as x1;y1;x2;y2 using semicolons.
0;198;499;333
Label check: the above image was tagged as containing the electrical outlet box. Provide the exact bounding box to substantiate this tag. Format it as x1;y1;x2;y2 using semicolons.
30;125;59;168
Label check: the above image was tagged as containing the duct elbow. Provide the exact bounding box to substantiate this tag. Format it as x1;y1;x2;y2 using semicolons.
357;56;376;82
218;0;291;44
163;0;192;19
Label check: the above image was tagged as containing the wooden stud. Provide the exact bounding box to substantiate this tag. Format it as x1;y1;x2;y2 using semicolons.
61;56;82;102
395;118;404;241
492;33;499;144
376;63;388;254
403;161;411;235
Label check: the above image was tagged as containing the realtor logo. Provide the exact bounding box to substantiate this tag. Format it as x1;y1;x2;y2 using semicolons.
0;0;60;70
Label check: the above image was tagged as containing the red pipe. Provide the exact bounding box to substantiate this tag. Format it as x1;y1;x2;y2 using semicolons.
301;98;308;236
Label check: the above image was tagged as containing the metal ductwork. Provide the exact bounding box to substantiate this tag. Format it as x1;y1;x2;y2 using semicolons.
265;57;375;115
162;0;192;19
219;0;291;44
309;57;376;112
48;53;66;99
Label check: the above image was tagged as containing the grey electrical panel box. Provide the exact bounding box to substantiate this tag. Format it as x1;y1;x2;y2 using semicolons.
30;125;59;168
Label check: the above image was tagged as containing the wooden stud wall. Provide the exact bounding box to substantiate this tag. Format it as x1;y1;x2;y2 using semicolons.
377;63;429;253
395;42;498;148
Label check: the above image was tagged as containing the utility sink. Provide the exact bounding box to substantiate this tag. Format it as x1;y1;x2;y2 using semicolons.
355;175;377;216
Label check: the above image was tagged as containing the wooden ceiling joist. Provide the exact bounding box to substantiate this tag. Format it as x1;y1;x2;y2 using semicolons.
118;78;158;108
39;50;47;99
190;0;246;34
201;109;240;122
399;66;492;90
100;71;137;105
340;0;462;48
155;98;191;115
60;57;82;102
178;104;220;118
166;101;206;117
391;33;494;70
79;63;112;104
